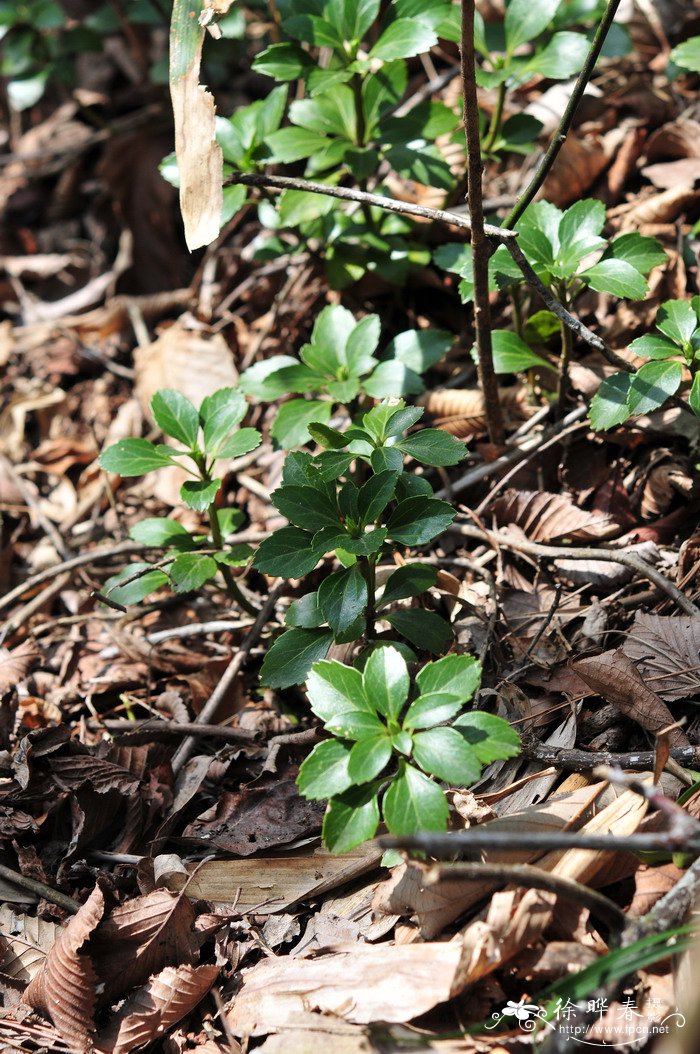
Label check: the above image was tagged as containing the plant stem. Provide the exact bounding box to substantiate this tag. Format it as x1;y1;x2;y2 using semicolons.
460;0;505;446
207;505;259;617
360;555;377;640
556;283;572;416
505;0;623;228
482;82;506;155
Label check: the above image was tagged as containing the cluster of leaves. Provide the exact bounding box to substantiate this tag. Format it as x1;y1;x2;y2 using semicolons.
240;304;453;447
437;199;667;305
590;298;700;431
297;647;520;852
100;388;260;604
254;398;466;688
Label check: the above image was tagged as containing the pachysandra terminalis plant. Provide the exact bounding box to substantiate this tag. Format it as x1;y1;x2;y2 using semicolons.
240;304;454;447
297;646;520;852
253;399;467;688
100;388;261;614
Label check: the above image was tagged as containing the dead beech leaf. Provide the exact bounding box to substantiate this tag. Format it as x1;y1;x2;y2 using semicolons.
542;134;609;206
97;963;219;1054
226;942;464;1036
169;0;222;250
490;488;618;542
89;889;206;1003
0;907;62;983
134;322;237;418
25;883;106;1053
622;613;700;702
572;649;689;747
554;540;661;588
423;386;533;438
628;863;684;917
609;186;700;230
0;640;40;694
639;460;693;520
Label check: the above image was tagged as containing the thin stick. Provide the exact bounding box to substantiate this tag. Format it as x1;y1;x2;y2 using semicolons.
171;585;284;774
426;861;626;935
224;171;517;241
452;522;700;616
380;830;700;856
523;739;700;772
0;862;80;914
98;719;259;742
460;0;504;446
505;0;623;227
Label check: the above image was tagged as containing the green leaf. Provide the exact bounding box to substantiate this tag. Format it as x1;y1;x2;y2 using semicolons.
180;478;221;512
626;360;683;415
271;399;334;448
298;739;353;799
290;86;356;141
128;517;194;549
357;470;399;525
412;727;481;784
307;659;369;721
384;406;425;436
386;329;452;373
378;564;437;609
347;736;392;784
523;30;588;78
505;0;559;52
103;563;170;606
325;710;386;741
403;691;464;730
323;784;380;853
386;497;455;545
260;628;334;688
386;609;453;653
308;423;350;450
285;591;324;628
273;484;340;532
490;330;551;374
416;654;481;701
363;360;424;398
395;429;466;467
215;544;253;567
604;233;666;275
362;645;410;721
240;355;299;399
252;42;312;81
588;372;633;431
581;259;648;299
216;507;244;536
151;389;200;448
169;552;218;593
690;372;700;418
454;712;521;763
371;447;404;474
200;388;247;454
265;126;332;163
369;18;437;61
629;334;681;360
318;565;368;635
345;314;382;375
383;762;448;835
656;299;699;347
285;14;345;49
215;428;261;459
100;438;177;476
671;36;700;73
253;526;318;578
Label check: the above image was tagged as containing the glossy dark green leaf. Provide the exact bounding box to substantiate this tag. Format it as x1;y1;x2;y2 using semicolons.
383;761;448;834
272;484;340;532
378;564;437;609
386;497;455;545
490;330;551;373
103;563;170;606
260;627;334;688
322;784;380;853
325;709;386;740
215;428;261;459
253;526;318;578
395;429;466;467
180;478;221;512
588;372;633;431
357;470;399;525
628;334;680;360
453;712;521;763
386;609;452;653
347;735;392;784
318;565;368;634
271;399;333;448
412;727;481;784
362;645;410;721
297;739;353;799
626;360;683;415
151;389;200;447
656;299;699;347
505;0;558;52
128;517;194;549
169;552;219;593
403;691;464;731
581;259;647;300
604;233;666;276
100;438;178;476
416;654;481;701
200;388;247;453
369;18;437;61
306;659;370;721
285;590;324;628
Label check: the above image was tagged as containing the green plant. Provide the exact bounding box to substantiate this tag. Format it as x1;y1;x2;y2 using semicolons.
99;388;261;614
589;297;700;430
671;34;700;75
253;399;466;688
240;304;454;447
297;646;520;852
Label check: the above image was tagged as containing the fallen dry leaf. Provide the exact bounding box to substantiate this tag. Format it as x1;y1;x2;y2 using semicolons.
622;613;700;702
572;649;689;747
490;489;619;542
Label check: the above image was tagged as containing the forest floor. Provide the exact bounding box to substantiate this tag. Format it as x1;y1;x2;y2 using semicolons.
1;1;700;1052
